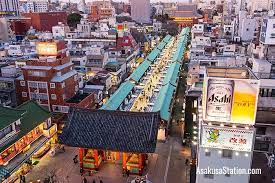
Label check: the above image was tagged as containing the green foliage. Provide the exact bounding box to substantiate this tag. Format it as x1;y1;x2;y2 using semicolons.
67;13;82;28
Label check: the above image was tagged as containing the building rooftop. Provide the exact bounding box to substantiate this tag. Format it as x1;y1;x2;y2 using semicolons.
206;67;258;79
59;108;160;153
66;93;90;104
0;100;51;153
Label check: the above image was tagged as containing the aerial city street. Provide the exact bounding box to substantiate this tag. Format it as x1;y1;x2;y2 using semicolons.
0;0;275;183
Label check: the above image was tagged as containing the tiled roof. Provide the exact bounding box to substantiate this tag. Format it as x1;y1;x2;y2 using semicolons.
0;107;25;130
59;108;160;153
0;100;51;153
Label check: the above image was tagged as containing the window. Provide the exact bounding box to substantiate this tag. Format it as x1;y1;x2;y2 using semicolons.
205;151;211;156
51;94;57;100
22;92;27;97
61;82;65;88
28;70;46;77
222;150;232;159
74;75;77;81
38;82;47;88
20;81;25;87
50;83;55;89
273;24;275;28
204;174;214;179
62;94;66;100
256;127;266;135
75;85;78;92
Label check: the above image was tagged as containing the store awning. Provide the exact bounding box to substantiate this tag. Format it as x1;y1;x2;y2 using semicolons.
128;60;151;82
147;49;160;62
152;84;176;121
101;81;135;110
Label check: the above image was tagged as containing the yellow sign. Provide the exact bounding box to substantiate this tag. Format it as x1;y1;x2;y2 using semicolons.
203;77;260;125
36;42;58;56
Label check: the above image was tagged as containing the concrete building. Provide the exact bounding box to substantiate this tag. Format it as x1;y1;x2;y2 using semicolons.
0;0;19;16
52;22;70;39
153;20;162;32
239;18;258;42
26;0;48;13
130;0;151;24
16;40;79;113
260;17;275;46
196;67;259;183
251;0;270;12
22;12;67;31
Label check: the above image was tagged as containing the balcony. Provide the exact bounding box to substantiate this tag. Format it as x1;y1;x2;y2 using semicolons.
43;124;57;138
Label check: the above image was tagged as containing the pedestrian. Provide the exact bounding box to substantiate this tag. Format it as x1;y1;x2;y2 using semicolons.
73;155;78;163
21;175;26;183
126;170;130;177
100;180;103;183
185;159;189;166
92;179;96;183
82;177;88;183
19;175;22;183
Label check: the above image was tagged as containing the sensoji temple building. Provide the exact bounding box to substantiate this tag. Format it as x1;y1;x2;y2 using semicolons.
171;4;203;27
59;108;160;175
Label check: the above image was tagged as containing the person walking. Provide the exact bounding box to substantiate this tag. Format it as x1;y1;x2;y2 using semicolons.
82;177;88;183
92;179;96;183
100;180;103;183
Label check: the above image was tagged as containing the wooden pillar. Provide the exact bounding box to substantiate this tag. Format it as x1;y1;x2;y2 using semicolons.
94;149;99;169
138;154;143;175
115;152;120;161
79;148;84;170
122;152;127;170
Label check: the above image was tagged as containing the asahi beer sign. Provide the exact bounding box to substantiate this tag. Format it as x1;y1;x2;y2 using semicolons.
203;77;260;125
201;126;254;152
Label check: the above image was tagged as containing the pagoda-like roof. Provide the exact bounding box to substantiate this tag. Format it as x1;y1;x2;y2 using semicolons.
59;108;160;153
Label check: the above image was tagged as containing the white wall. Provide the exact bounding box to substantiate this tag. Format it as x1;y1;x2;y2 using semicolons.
197;147;252;183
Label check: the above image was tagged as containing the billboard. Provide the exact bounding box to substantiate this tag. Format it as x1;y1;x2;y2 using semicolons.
202;77;260;125
36;42;58;56
0;18;9;41
201;126;254;152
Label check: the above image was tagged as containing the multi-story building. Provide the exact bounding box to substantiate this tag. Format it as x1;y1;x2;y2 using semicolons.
26;0;48;13
130;0;151;24
0;65;19;107
52;22;70;39
16;40;79;113
0;100;57;181
239;17;258;42
89;0;115;22
0;0;19;16
251;0;270;12
22;12;67;31
196;67;260;183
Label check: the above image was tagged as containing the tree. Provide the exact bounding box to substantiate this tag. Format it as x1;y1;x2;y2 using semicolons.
162;21;179;36
67;13;82;28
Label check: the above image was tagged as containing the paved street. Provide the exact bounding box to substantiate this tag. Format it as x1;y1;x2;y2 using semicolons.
21;122;190;183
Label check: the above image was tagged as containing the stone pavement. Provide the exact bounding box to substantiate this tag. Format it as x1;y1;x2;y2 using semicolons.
20;137;190;183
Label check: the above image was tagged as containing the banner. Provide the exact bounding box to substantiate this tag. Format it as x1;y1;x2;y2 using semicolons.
36;42;58;56
201;126;254;152
202;77;260;125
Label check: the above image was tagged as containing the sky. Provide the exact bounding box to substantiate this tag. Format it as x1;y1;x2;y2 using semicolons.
59;0;190;3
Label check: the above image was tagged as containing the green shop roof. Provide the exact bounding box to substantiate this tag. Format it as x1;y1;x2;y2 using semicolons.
0;100;51;153
101;81;135;110
0;107;25;130
128;60;151;82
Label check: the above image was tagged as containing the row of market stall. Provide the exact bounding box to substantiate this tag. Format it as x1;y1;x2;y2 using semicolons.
59;28;190;176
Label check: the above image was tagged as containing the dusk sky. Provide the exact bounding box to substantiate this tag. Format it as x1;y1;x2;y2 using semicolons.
59;0;190;3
